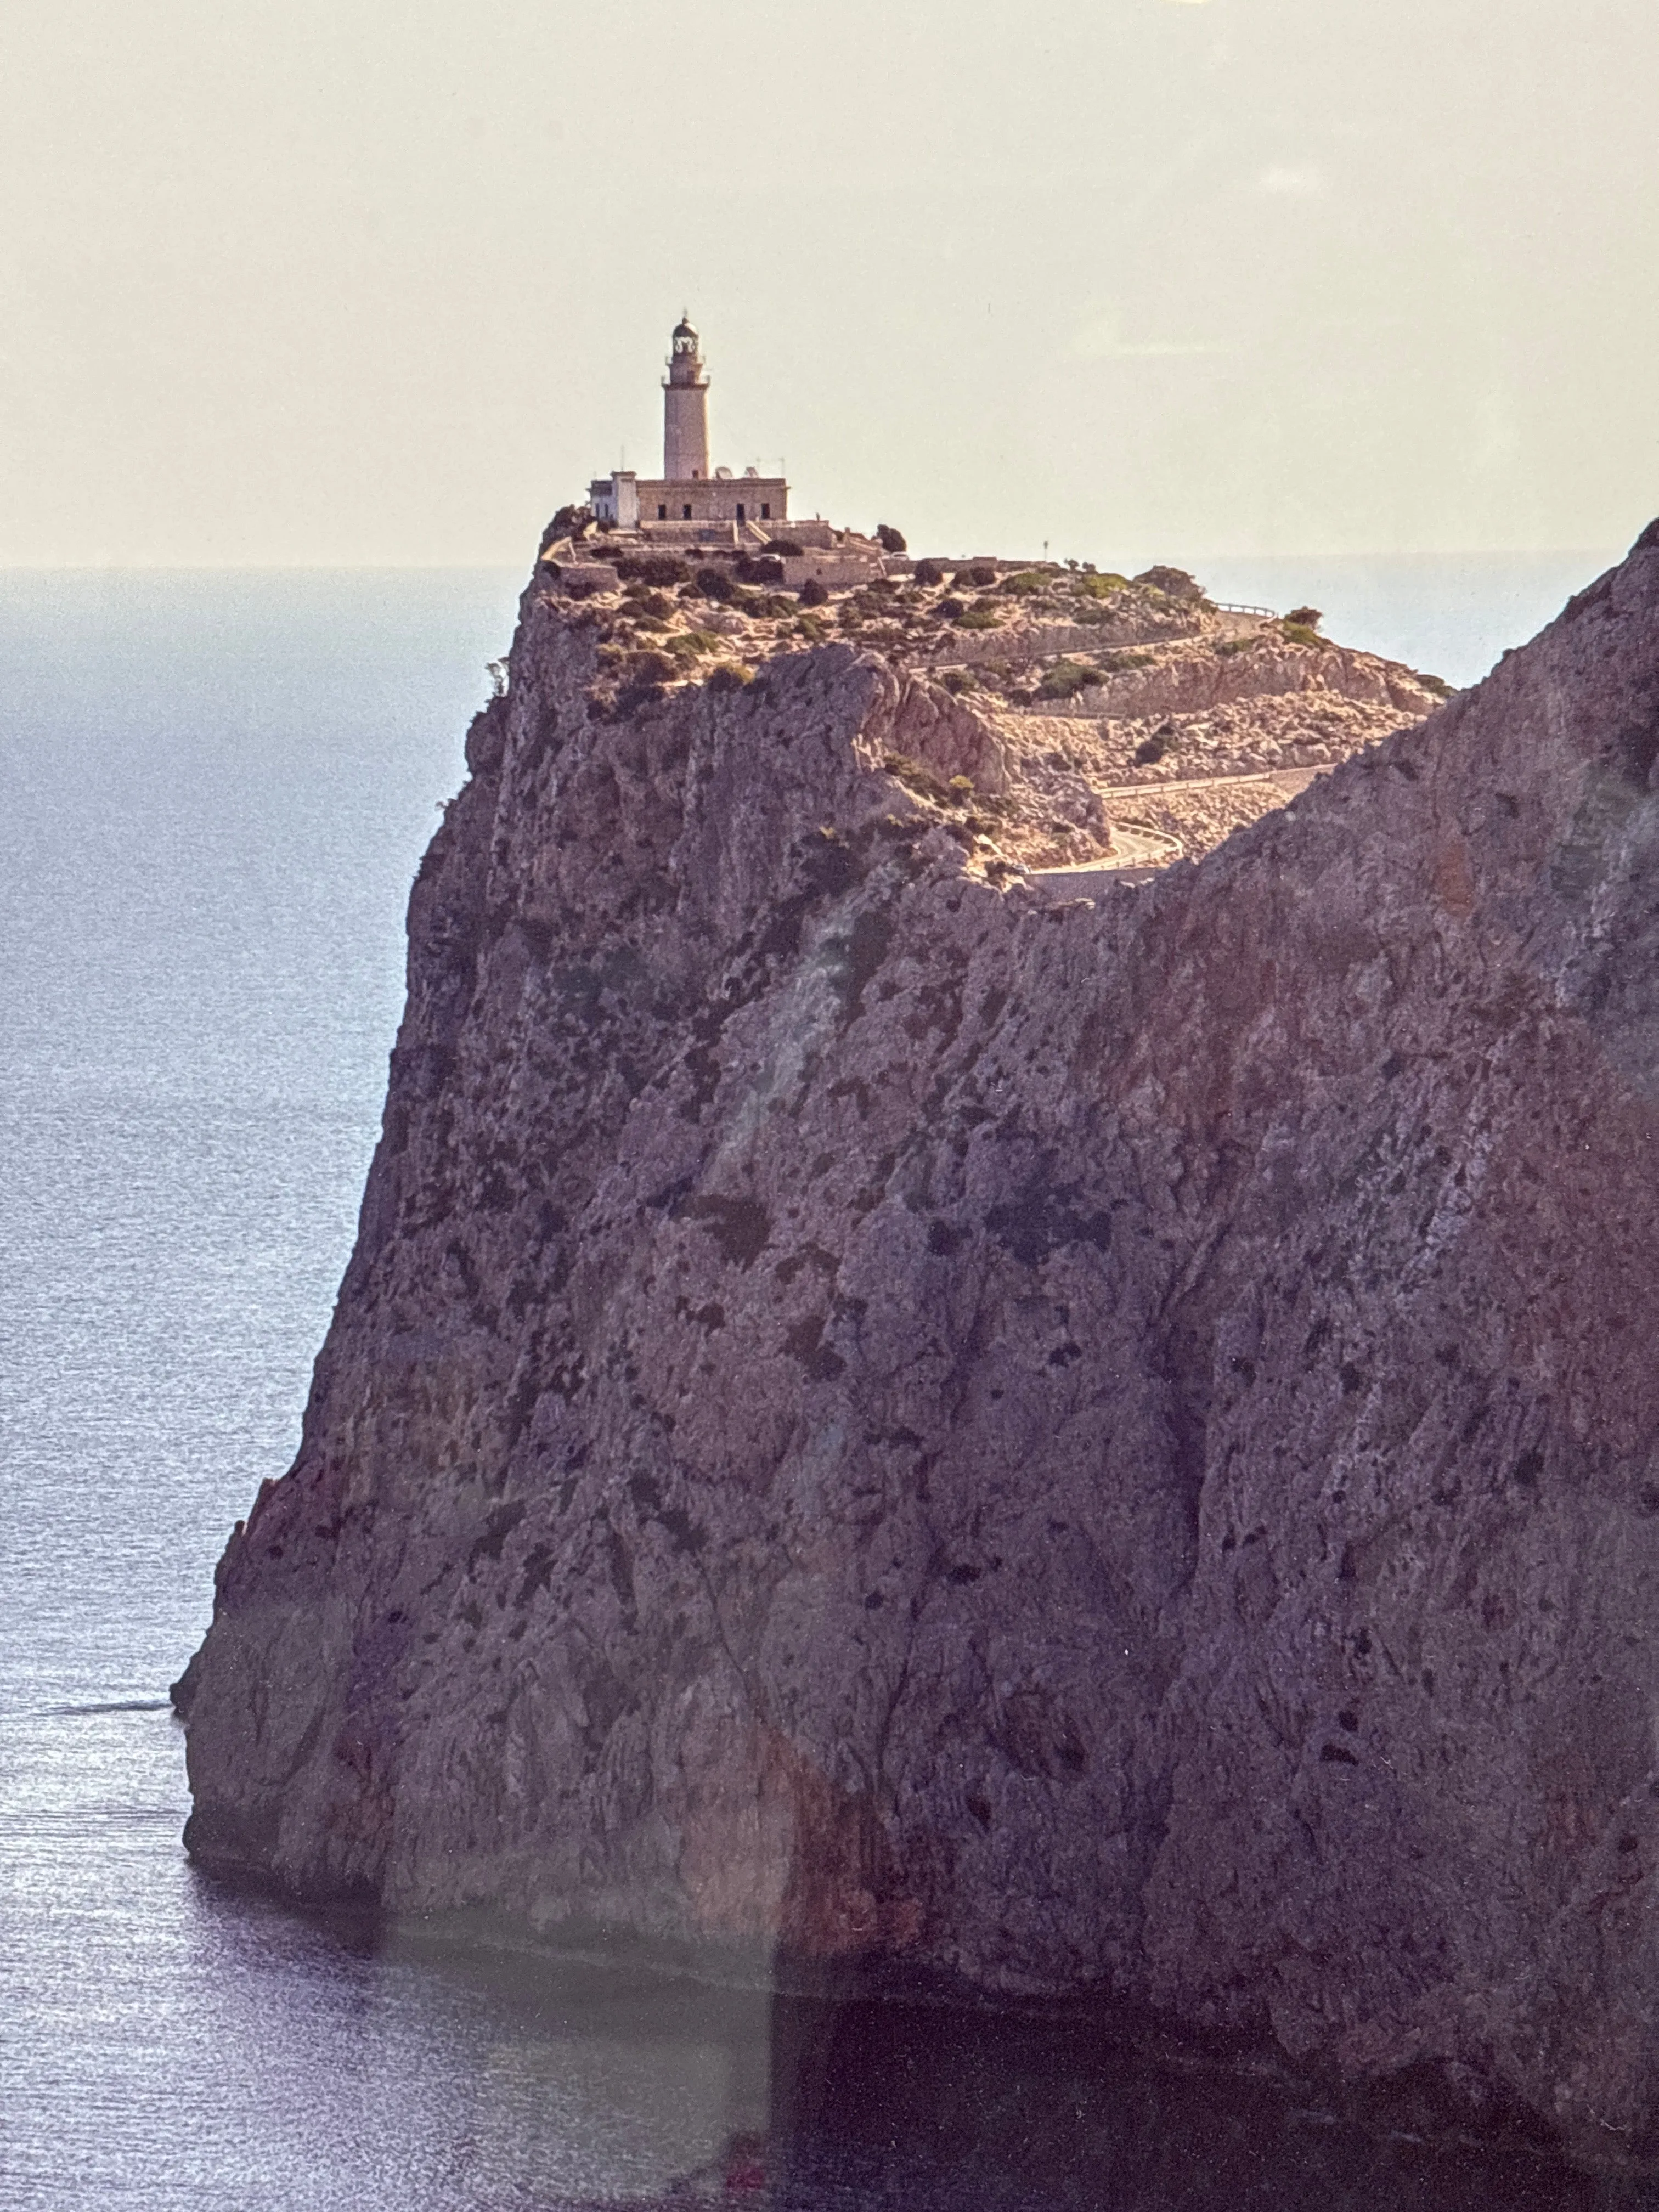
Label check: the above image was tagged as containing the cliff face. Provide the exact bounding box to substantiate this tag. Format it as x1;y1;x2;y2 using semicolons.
180;528;1659;2161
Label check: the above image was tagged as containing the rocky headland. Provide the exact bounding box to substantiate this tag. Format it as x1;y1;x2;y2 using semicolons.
177;522;1659;2168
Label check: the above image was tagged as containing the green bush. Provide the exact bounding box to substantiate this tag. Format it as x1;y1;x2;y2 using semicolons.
876;523;907;553
624;650;678;686
1133;729;1175;765
1037;658;1097;700
1282;620;1321;648
540;503;592;552
708;663;754;691
1286;606;1323;630
695;566;739;603
955;563;997;588
940;668;978;694
1001;571;1049;595
624;588;675;619
883;752;952;803
617;553;689;586
1078;572;1130;600
956;601;1003;630
913;558;945;587
1135;566;1203;601
799;577;830;607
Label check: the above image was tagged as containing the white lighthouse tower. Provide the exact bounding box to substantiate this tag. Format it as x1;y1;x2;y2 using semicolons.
663;314;710;481
589;319;790;538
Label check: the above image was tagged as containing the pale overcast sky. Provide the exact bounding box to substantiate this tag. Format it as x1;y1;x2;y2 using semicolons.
1;0;1654;566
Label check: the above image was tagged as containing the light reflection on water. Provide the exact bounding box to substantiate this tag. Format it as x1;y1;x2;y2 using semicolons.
0;1705;770;2210
0;568;1641;2210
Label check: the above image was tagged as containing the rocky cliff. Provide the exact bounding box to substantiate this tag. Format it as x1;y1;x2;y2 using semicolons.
179;526;1659;2165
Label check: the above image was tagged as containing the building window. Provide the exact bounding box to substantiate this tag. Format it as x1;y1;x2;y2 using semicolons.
736;503;746;523
761;503;771;520
682;504;692;520
658;504;667;520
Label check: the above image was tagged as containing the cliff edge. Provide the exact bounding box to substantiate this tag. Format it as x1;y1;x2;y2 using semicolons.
179;526;1659;2164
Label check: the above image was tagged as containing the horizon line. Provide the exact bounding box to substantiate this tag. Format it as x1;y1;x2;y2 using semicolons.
0;546;1627;575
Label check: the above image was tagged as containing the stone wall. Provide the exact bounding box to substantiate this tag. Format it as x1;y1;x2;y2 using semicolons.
636;476;788;526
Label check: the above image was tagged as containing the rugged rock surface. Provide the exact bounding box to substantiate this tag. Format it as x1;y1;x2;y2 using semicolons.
509;549;1444;870
180;524;1659;2164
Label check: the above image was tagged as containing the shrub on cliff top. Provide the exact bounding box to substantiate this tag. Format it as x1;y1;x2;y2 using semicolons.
956;562;997;588
617;553;690;586
1078;572;1130;600
955;602;1003;631
913;559;945;587
876;524;907;554
1001;571;1049;595
634;590;675;620
623;650;678;687
1135;565;1204;601
1286;606;1323;631
882;752;952;804
1282;620;1321;648
799;577;830;607
540;503;592;552
1037;659;1097;699
695;566;739;603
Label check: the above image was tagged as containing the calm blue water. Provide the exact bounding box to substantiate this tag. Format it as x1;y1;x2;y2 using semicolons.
0;562;1635;2210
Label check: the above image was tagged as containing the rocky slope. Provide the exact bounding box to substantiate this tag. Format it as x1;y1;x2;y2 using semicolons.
520;548;1444;871
179;524;1659;2165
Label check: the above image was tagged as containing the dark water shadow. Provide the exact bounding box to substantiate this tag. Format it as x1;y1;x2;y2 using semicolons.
192;1882;1659;2212
48;1697;176;1716
751;1985;1654;2212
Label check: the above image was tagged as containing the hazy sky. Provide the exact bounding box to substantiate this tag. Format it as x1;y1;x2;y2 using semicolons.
2;0;1654;566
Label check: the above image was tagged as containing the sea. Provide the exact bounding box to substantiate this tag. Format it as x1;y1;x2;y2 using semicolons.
0;554;1645;2211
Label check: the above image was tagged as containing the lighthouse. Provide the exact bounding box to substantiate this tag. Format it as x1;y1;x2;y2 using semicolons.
663;315;710;481
589;319;790;539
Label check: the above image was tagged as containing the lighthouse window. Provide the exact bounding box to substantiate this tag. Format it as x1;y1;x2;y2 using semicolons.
736;503;746;523
682;504;692;520
658;504;667;520
761;504;771;520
